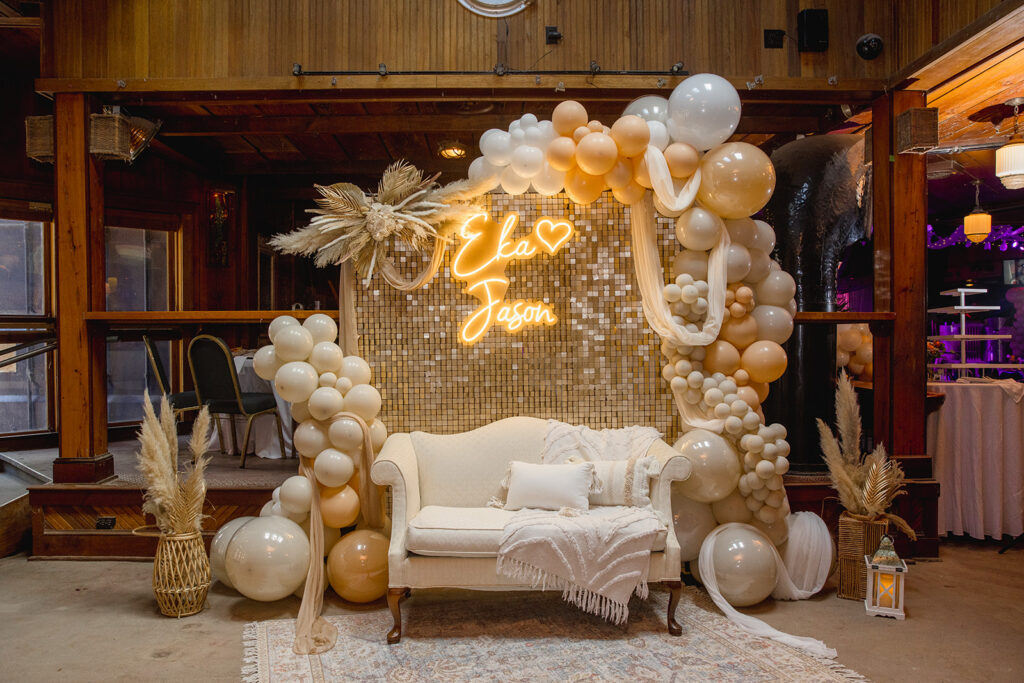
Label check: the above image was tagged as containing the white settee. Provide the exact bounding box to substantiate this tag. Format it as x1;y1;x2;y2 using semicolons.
369;417;693;643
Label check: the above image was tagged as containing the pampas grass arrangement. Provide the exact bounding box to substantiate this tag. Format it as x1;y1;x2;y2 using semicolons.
137;391;211;534
817;371;916;539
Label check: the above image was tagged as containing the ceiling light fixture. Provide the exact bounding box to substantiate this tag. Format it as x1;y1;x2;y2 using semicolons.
964;179;992;244
438;140;468;160
996;97;1024;190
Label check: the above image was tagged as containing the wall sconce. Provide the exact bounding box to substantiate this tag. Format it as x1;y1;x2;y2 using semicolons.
964;180;991;244
996;98;1024;190
863;535;907;619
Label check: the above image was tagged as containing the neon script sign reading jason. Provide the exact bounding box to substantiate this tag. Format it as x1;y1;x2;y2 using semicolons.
451;211;575;344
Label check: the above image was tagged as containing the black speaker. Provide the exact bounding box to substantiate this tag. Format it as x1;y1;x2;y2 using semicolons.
797;9;828;52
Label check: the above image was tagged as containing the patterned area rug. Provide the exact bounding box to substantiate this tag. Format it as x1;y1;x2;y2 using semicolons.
243;588;866;682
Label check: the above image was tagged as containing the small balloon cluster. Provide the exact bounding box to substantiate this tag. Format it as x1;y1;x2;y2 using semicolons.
836;323;873;381
209;313;389;604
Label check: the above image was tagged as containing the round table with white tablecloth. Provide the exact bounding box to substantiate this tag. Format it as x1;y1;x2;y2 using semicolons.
207;355;293;459
926;381;1024;540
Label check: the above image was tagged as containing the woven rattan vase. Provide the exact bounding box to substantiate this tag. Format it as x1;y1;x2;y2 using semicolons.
152;531;211;617
837;511;888;600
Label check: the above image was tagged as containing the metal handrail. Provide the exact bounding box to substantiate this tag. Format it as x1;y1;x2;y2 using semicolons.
0;338;57;370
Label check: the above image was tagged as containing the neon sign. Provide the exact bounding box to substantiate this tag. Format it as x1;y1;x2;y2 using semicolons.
451;211;575;344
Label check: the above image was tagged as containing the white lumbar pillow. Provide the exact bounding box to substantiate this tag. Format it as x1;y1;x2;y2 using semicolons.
502;461;597;511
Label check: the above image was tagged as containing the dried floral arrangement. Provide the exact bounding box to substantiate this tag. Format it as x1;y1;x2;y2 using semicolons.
817;371;917;539
270;161;486;287
136;393;212;534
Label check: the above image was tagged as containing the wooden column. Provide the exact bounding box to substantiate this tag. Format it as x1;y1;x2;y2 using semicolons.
52;93;113;483
871;94;893;453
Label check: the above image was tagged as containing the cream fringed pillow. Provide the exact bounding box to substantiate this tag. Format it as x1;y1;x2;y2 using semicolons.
569;454;659;508
501;461;600;511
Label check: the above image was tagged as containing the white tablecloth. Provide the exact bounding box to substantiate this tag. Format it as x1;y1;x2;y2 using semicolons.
208;356;293;459
926;382;1024;539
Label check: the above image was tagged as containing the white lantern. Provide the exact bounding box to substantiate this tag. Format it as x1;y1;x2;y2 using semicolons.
863;535;907;620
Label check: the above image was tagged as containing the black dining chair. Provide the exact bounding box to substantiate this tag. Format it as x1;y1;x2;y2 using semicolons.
187;334;286;468
143;334;200;417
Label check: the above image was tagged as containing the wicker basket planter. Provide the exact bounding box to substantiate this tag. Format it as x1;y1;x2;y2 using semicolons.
150;530;211;617
837;511;889;600
89;112;132;160
25;115;54;163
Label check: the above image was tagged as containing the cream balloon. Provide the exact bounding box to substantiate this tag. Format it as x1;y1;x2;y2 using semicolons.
646;121;670;151
268;315;299;343
340;356;372;385
754;270;796;307
530;164;566;196
210;516;254;589
328;416;364;452
274;361;319;403
745;248;772;283
480;129;513;166
751;516;789;546
675;207;723;251
313;448;355;488
467;156;501;191
500;165;531;195
724;217;757;247
319;372;337;388
279;475;314;515
293;419;331;458
302;313;338;344
274;325;315;362
674;429;742;503
610;115;651;157
750;220;777;253
320;485;360;528
344;384;382;422
510;144;545;178
623;94;670;123
326;530;389;603
291;400;311;423
309;341;344;374
740;341;788;383
711;490;754;524
673;249;709;280
837;325;863;353
707;523;778;606
667;73;741;150
604;157;633;190
725;243;752;282
696;142;776;219
671;485;718;562
224;517;310;602
369;419;388;451
751;305;794;345
307;386;345;421
253;345;283;381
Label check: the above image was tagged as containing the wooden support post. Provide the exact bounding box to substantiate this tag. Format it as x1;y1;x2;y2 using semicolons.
338;260;359;356
871;94;893;453
52;93;113;483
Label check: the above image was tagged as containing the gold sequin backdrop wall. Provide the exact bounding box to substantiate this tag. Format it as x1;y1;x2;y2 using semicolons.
354;191;681;437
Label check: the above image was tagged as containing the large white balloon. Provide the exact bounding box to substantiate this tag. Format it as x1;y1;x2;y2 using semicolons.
224;517;310;602
309;341;344;375
530;164;566;196
667;73;742;151
253;345;283;381
293;419;331;458
646;121;670;151
706;524;778;607
302;313;338;344
674;429;741;503
510;145;545;178
210;516;254;589
274;361;319;403
751;305;794;344
308;386;345;421
500;165;531;195
344;384;382;422
624;95;670;122
468;156;502;191
671;486;718;561
480;129;513;166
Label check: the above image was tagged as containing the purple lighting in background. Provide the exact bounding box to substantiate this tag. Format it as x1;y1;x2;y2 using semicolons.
927;223;1024;249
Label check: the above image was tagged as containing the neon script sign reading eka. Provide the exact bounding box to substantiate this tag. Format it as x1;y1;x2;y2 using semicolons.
451;211;575;344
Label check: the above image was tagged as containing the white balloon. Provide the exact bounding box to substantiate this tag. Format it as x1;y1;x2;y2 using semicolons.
674;429;742;503
302;313;338;344
500;165;531;195
268;315;299;343
224;517;310;602
468;156;502;191
646;121;670;151
293;419;331;458
344;384;382;422
340;356;372;385
274;325;314;362
480;129;512;165
307;386;345;421
623;95;670;123
328;416;364;452
706;523;778;606
309;341;344;374
520;112;539;128
280;475;314;514
271;500;307;525
253;345;283;381
510;128;526;146
510;145;545;178
530;164;566;195
524;126;546;147
667;73;742;150
671;486;718;561
274;361;319;403
210;516;254;589
313;448;355;488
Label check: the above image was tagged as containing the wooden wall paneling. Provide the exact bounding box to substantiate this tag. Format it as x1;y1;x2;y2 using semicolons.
52;93;113;483
894;0;1007;69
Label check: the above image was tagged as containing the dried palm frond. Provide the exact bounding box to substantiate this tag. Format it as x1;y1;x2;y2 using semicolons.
136;393;211;535
817;417;863;512
269;160;488;286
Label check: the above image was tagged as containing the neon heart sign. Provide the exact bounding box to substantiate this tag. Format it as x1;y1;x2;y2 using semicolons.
451;211;575;344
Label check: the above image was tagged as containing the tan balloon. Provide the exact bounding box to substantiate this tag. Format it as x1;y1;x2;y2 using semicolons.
741;341;788;383
587;119;604;132
696;142;776;219
750;381;770;403
675;206;724;251
610;114;651;157
720;314;759;350
552;100;588;136
319;485;360;528
575;132;619;175
563;167;605;205
326;530;389;603
703;340;741;376
735;385;761;409
632;155;653;189
612;181;645;205
545;136;577;172
604;157;633;189
711;489;753;524
663;142;700;179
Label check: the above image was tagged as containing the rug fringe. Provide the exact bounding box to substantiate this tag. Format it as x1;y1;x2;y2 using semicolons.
820;657;869;680
241;621;261;683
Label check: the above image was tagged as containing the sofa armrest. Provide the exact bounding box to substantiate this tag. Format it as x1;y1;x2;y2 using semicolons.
646;439;693;570
371;433;421;580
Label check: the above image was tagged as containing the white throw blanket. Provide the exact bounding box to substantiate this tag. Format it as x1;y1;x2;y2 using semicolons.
543;420;661;464
496;506;663;625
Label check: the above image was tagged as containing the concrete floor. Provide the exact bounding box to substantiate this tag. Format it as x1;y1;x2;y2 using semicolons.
0;539;1022;682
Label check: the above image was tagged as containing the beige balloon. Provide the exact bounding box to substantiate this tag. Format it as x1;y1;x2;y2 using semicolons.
319;485;360;528
604;157;633;189
612;181;645;205
703;340;741;376
709;524;778;606
564;167;605;205
610;114;651;157
545;136;577;172
671;485;718;561
674;429;741;503
552;100;588;136
675;207;723;251
696;142;776;219
710;489;753;524
720;315;759;350
575;132;619;175
663;142;700;179
632;155;653;189
750;305;794;345
327;529;389;603
740;341;788;383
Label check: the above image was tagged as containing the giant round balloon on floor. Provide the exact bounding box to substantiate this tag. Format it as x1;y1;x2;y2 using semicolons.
327;529;389;603
704;524;778;606
224;516;311;601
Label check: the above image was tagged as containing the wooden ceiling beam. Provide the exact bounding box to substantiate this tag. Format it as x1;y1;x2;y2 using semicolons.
224;158;471;176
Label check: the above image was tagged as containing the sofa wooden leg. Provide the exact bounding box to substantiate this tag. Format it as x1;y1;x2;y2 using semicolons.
666;581;682;636
387;587;408;644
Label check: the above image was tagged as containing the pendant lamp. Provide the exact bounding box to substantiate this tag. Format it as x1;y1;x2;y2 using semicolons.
964;180;991;244
996;98;1024;190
